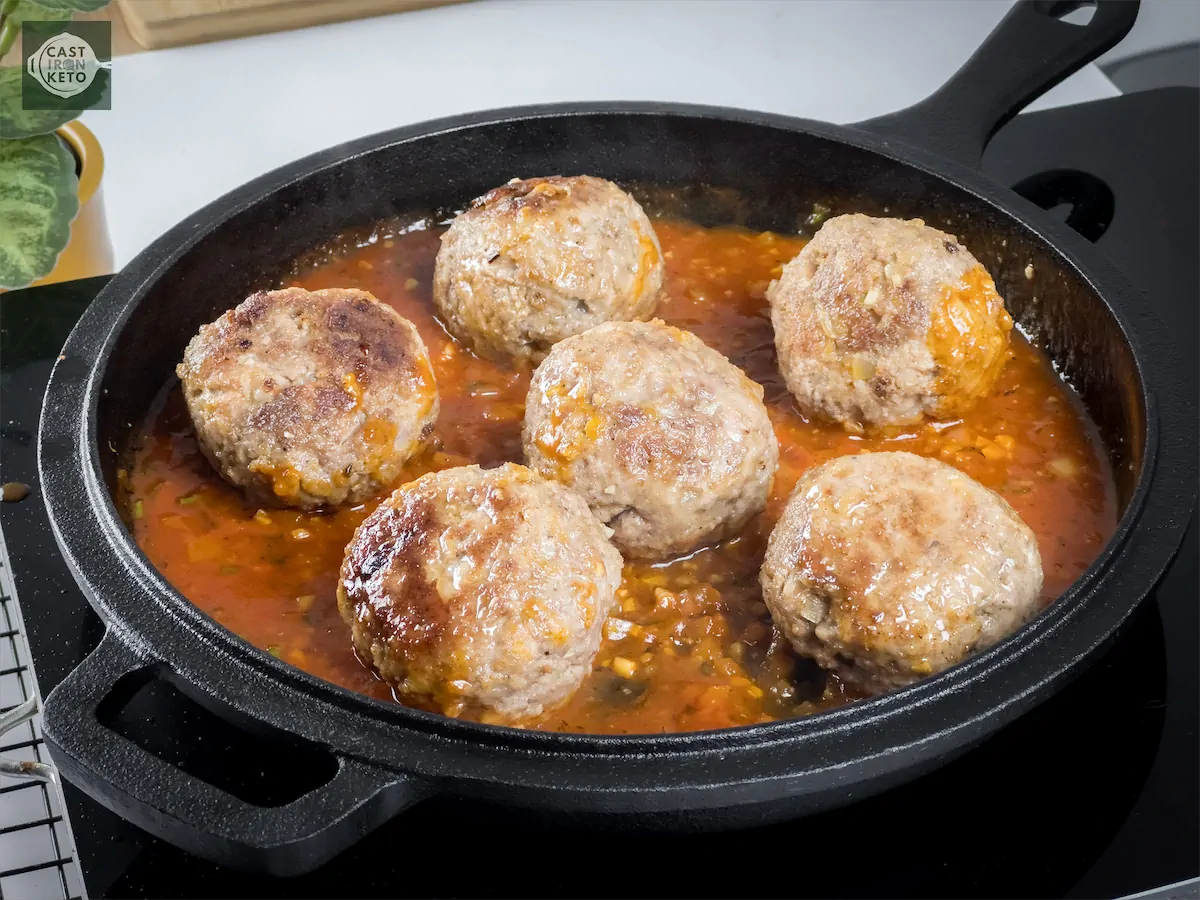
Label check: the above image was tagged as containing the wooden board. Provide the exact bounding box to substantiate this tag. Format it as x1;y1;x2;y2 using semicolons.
116;0;467;50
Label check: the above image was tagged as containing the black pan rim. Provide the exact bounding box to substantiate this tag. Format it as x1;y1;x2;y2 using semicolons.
41;101;1179;767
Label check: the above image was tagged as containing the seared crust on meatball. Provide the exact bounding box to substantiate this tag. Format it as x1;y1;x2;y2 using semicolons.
177;288;437;509
768;214;1013;428
337;464;623;722
760;451;1043;693
523;320;779;560
433;175;664;362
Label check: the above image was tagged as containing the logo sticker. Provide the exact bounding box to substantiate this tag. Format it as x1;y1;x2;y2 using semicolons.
20;21;111;111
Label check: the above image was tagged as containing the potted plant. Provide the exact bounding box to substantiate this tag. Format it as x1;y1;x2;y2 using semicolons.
0;0;112;290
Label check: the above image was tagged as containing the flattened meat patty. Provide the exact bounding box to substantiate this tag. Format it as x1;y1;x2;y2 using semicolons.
433;175;663;362
760;451;1043;693
768;214;1013;428
337;464;623;722
523;320;778;560
177;287;438;509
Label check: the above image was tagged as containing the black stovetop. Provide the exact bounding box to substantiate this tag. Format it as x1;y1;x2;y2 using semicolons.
1;89;1196;899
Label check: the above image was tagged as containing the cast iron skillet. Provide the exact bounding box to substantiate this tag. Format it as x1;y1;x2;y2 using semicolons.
36;0;1196;877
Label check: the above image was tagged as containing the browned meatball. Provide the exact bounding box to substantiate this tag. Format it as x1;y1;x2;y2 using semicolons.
760;452;1043;693
433;176;663;362
768;214;1013;428
337;464;623;723
523;320;778;560
177;288;437;509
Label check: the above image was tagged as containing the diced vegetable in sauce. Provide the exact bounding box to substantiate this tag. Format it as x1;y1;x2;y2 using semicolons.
124;218;1116;734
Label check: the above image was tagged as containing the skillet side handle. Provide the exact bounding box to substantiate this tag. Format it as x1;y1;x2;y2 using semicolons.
41;630;421;876
856;0;1139;170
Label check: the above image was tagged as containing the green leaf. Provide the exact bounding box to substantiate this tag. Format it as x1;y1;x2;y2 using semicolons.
3;1;73;26
0;132;78;289
0;22;14;68
13;0;110;14
0;66;72;137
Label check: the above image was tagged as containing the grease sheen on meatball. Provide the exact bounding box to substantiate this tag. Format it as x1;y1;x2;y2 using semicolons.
177;287;437;509
433;175;664;362
768;214;1013;428
523;320;779;560
337;464;623;723
760;451;1043;694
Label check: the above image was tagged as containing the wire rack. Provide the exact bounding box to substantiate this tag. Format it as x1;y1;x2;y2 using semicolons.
0;528;87;900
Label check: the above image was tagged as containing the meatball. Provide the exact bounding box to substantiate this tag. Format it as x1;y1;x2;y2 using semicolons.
768;214;1013;428
760;451;1043;694
523;320;779;560
433;175;663;362
337;463;623;723
177;287;438;509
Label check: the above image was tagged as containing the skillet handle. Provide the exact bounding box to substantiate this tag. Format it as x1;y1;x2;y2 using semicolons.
41;630;421;876
856;0;1138;170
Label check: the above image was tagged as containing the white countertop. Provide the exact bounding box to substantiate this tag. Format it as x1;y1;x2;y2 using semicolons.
84;0;1119;267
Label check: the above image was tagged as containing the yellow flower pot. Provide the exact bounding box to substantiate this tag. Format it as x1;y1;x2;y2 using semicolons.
29;120;114;288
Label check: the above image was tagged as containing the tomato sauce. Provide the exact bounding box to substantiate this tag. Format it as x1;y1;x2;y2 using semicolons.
125;219;1117;734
